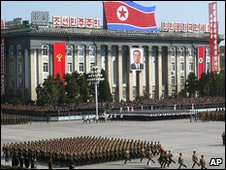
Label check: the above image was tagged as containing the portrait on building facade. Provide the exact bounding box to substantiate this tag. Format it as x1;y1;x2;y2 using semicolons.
130;48;144;71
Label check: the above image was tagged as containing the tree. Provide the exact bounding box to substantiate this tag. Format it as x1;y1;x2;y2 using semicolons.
98;69;113;102
55;74;66;104
185;72;197;97
64;72;79;103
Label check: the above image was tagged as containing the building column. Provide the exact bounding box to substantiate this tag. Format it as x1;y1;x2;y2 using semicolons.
96;44;101;69
117;46;123;101
167;47;172;97
127;45;133;101
185;48;190;79
106;45;112;93
157;47;162;99
176;47;181;93
85;45;89;73
74;46;78;71
30;49;37;101
147;47;153;98
38;49;43;84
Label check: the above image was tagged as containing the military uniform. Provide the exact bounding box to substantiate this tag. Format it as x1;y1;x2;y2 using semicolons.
199;155;207;169
178;153;187;169
192;151;200;168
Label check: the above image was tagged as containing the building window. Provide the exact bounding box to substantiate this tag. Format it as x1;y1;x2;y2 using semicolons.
79;63;84;72
180;62;185;71
42;45;49;56
17;45;22;58
171;76;176;85
189;63;194;71
43;62;49;72
180;75;185;84
67;63;73;73
172;47;177;56
78;45;85;56
181;47;186;56
188;48;193;56
171;63;176;71
67;45;73;56
90;62;95;70
89;45;96;56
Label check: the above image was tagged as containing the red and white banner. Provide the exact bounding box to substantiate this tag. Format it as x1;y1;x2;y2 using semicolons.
197;46;205;80
62;16;69;27
209;2;219;72
53;16;61;27
53;42;66;81
1;37;5;95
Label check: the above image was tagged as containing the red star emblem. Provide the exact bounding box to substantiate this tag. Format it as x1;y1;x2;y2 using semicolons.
119;7;127;18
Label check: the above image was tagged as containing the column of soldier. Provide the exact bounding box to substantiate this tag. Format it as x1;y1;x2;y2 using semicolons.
2;136;208;169
1;114;31;125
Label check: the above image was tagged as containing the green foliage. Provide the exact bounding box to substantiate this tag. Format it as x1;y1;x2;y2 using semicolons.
185;70;225;98
98;69;113;102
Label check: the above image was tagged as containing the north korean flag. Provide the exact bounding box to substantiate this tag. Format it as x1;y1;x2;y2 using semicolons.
103;1;159;32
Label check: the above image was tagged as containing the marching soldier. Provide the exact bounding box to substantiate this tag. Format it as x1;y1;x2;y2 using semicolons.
199;155;207;169
140;147;146;162
178;153;187;169
124;147;131;164
167;150;176;167
146;149;155;165
192;151;200;169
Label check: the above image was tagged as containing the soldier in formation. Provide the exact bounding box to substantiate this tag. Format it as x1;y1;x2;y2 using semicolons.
199;155;207;169
192;151;200;169
178;153;187;169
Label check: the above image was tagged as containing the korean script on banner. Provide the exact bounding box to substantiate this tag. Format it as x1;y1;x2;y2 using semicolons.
161;22;168;31
70;17;77;27
175;22;181;32
168;22;175;32
199;24;206;33
187;23;193;32
193;23;199;33
86;18;93;28
93;18;100;28
209;2;219;72
78;17;85;28
53;16;61;27
61;16;69;27
181;23;187;32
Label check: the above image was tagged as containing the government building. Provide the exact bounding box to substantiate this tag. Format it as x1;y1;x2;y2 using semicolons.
1;9;224;102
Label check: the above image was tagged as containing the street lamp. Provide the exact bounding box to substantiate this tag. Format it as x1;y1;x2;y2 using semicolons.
88;66;104;120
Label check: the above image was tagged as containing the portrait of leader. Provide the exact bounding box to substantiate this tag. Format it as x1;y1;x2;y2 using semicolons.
130;48;144;70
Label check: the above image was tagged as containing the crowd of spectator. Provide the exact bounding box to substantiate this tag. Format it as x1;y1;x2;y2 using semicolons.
1;97;224;117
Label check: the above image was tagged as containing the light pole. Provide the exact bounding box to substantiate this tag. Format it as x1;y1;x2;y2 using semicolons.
88;66;103;120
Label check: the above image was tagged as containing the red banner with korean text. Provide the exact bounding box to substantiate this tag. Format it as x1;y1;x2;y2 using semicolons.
197;46;205;80
53;42;66;81
209;2;219;72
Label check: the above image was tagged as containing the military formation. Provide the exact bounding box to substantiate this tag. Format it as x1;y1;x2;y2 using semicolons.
191;110;225;122
1;114;31;125
2;136;211;169
2;136;168;168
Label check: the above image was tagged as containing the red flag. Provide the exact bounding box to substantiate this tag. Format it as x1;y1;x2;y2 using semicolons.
197;46;205;80
53;42;66;81
103;1;158;31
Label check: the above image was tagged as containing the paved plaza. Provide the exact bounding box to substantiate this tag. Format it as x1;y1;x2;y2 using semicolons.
1;119;225;169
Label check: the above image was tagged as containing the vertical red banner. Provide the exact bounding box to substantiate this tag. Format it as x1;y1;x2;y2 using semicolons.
209;2;219;72
53;42;66;81
197;46;205;80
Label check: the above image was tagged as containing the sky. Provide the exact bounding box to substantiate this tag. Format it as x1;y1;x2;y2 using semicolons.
1;1;225;45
